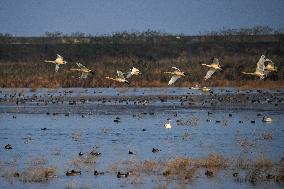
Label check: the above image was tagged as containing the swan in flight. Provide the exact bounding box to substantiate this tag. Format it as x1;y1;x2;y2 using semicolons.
202;58;223;80
71;63;94;79
164;67;186;85
126;67;142;78
265;58;278;73
106;70;129;84
241;55;268;79
164;118;172;129
44;54;67;72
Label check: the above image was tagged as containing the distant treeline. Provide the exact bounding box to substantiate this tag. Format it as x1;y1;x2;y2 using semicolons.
1;25;284;38
0;27;283;88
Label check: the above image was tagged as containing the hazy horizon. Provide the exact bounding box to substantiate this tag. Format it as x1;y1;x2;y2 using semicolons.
1;0;284;37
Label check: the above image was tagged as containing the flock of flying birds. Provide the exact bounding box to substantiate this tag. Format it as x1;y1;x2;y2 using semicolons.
44;54;278;85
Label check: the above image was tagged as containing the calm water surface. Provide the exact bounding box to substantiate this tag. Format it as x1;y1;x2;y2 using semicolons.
0;88;283;189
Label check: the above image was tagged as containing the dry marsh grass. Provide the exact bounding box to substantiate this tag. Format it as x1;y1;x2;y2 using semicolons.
1;153;283;185
135;160;159;173
201;154;228;169
0;34;283;88
71;132;81;141
0;156;56;183
70;154;98;170
262;132;273;140
65;180;77;189
109;154;228;180
176;117;199;126
246;158;274;183
2;168;20;183
19;166;57;182
276;160;284;182
27;156;46;166
163;158;198;180
108;154;284;184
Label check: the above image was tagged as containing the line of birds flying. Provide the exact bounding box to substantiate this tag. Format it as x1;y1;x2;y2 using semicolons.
44;54;278;85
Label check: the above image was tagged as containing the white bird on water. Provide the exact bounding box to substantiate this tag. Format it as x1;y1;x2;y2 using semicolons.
44;54;67;72
190;85;211;92
241;55;268;80
106;70;129;84
202;58;223;80
262;116;272;123
164;118;172;129
164;67;186;85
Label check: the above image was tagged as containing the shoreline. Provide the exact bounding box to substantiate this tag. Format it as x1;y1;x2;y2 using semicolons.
1;87;284;114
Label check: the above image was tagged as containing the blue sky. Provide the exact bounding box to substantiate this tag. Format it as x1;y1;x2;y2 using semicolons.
0;0;283;36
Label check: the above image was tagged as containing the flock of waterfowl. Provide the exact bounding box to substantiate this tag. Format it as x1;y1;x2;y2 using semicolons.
1;85;283;185
45;54;278;85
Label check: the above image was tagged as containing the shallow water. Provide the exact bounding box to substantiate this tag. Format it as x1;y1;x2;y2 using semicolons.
0;88;284;189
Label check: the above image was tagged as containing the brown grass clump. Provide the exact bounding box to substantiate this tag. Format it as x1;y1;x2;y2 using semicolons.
262;132;273;140
254;158;273;170
71;154;98;170
243;158;273;184
232;156;283;183
176;117;199;126
28;156;46;166
20;166;57;182
201;154;228;169
276;159;284;182
222;119;229;127
134;160;159;174
109;161;119;172
108;154;282;184
65;180;77;189
71;132;81;141
153;186;168;189
234;157;253;170
163;158;198;180
181;132;190;140
2;168;20;183
236;138;256;152
101;128;109;134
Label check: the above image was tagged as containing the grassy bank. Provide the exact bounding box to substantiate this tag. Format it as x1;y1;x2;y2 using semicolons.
0;34;283;88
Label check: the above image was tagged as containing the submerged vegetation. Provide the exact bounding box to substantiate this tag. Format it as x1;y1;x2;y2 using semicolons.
107;154;284;184
0;27;283;88
2;154;282;185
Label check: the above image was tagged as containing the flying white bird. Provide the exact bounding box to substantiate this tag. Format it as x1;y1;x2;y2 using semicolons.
106;70;129;84
71;63;94;79
265;58;278;73
164;67;186;85
202;58;223;80
242;55;268;79
126;67;142;78
44;54;67;72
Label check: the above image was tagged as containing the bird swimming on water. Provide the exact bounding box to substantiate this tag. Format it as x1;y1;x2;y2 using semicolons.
164;118;172;129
